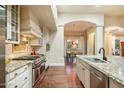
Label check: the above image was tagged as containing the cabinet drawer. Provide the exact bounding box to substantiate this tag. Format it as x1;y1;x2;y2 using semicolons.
6;65;28;82
6;70;29;88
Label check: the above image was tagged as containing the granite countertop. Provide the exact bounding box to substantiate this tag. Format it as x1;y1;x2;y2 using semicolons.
6;60;33;74
6;54;45;74
77;55;124;86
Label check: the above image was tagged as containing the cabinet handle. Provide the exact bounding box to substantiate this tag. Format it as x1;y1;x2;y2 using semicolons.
14;85;18;88
25;67;27;70
25;77;27;80
14;73;18;76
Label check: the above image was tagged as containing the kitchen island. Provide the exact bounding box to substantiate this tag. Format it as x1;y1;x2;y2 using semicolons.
76;55;124;88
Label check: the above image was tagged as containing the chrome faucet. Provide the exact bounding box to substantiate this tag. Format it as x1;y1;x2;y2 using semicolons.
99;48;107;61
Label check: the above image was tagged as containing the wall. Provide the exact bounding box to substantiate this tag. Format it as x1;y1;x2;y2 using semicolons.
47;26;64;66
5;42;30;59
58;14;104;26
105;16;124;27
47;13;104;66
104;32;115;56
87;28;95;55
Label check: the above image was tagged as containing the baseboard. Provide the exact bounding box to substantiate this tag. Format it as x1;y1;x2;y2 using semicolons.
46;62;64;66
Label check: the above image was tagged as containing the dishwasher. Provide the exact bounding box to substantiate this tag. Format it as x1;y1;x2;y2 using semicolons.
90;67;109;88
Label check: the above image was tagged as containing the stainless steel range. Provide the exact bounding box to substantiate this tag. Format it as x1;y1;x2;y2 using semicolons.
12;54;46;87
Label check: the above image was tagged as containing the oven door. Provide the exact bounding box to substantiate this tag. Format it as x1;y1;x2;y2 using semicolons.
32;62;46;86
40;62;45;74
32;62;41;86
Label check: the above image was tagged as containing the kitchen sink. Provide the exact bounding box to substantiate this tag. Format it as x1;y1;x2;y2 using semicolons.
84;57;107;63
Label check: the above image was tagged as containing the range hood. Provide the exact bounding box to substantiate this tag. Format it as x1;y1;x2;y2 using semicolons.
21;27;42;38
20;6;42;39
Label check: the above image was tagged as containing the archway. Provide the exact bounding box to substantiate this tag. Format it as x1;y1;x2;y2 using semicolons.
64;20;96;62
104;26;124;56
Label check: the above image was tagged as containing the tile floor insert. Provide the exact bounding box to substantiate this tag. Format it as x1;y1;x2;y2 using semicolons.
38;62;84;88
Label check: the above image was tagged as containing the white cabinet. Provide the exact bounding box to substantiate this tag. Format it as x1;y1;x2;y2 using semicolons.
109;78;124;88
6;70;29;88
84;67;90;88
76;60;82;81
6;64;32;88
6;65;28;82
76;58;90;88
6;5;20;44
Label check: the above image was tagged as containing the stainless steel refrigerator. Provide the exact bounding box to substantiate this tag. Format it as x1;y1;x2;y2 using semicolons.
0;5;5;88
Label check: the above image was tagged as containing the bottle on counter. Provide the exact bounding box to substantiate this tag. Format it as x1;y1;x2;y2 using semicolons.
31;48;36;55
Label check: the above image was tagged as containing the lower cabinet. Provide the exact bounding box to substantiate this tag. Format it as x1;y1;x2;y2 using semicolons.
76;58;124;88
84;67;90;88
109;78;124;88
76;58;90;88
6;64;32;88
76;61;82;81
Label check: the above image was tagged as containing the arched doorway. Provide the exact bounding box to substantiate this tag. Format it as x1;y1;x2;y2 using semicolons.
64;20;96;62
104;26;124;57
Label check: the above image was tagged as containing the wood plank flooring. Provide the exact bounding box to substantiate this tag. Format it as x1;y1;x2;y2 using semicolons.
38;61;84;88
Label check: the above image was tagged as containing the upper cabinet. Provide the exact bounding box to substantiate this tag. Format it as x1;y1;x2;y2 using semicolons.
6;5;20;44
20;6;42;39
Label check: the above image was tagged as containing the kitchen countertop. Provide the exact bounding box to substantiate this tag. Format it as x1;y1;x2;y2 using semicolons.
6;60;33;74
77;55;124;86
6;54;45;74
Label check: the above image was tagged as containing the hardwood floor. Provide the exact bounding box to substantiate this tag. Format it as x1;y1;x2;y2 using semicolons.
38;61;84;88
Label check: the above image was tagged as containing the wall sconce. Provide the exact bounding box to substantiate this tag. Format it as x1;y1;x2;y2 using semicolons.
22;37;28;44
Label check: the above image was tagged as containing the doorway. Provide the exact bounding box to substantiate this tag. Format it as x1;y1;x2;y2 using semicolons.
64;21;96;63
104;26;124;56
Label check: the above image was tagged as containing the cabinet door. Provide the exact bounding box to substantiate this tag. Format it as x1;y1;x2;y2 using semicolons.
80;65;85;86
84;67;90;88
6;5;20;44
109;79;124;88
6;6;11;41
6;70;28;88
76;62;81;80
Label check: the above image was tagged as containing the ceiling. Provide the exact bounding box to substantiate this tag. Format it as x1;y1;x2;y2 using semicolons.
64;21;95;36
27;5;57;31
58;5;124;16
